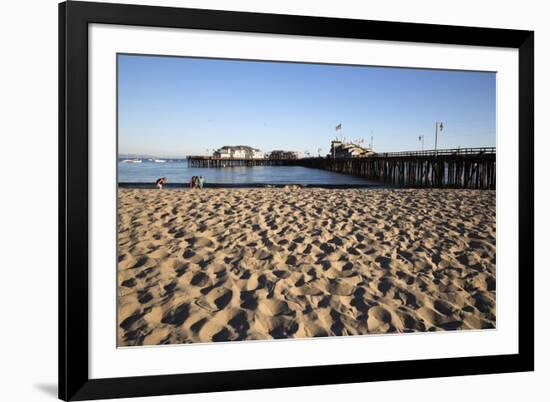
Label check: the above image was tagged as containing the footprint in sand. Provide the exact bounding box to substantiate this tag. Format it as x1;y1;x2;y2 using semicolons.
258;299;292;316
328;279;355;296
367;306;393;333
190;272;211;287
196;288;234;312
121;278;136;288
191;237;215;248
161;303;190;326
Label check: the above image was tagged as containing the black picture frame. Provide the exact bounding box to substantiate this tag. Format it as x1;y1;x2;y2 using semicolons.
59;1;534;400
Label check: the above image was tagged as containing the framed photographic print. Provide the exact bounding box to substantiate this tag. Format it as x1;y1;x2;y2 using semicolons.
59;1;534;400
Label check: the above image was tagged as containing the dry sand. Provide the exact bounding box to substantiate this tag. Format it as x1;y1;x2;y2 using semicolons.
117;188;496;346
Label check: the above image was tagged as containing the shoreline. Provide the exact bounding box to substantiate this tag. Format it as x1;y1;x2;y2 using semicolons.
117;182;494;190
118;182;384;189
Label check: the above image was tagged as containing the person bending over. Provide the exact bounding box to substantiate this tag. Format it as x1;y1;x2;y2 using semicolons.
156;177;167;189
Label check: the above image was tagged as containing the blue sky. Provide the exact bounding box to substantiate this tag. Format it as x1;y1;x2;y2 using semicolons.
118;54;496;157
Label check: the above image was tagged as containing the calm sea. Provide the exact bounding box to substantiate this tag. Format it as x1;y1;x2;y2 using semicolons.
118;159;377;186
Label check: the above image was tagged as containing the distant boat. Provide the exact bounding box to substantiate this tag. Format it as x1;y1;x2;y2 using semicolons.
121;154;142;163
154;159;166;163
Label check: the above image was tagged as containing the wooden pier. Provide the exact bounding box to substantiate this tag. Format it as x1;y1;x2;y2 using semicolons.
187;147;496;189
187;156;292;168
296;147;496;189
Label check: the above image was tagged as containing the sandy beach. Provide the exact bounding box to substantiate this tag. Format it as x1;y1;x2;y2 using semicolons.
117;188;496;346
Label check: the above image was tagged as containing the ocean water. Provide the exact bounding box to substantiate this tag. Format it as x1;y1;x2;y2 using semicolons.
118;159;377;186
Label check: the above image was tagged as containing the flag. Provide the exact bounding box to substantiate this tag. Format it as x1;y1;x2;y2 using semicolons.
419;135;422;141
335;123;342;131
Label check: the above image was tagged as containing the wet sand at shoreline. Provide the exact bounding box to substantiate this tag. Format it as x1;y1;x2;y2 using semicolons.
117;188;496;346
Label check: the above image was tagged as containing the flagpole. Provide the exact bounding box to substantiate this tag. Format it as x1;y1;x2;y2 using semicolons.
333;123;342;159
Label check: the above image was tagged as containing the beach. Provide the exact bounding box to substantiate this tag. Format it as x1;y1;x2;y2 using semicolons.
117;188;496;346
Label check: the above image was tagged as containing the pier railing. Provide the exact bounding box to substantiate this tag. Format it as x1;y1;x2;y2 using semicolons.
375;147;495;158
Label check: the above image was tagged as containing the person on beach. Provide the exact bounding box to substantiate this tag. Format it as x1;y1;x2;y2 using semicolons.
155;177;167;189
190;176;197;189
198;176;204;189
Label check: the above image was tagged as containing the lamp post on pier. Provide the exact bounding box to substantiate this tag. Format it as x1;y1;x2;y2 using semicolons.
434;122;444;156
370;131;374;151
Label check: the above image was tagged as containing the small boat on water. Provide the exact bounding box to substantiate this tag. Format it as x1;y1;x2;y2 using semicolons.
121;154;142;163
154;159;166;163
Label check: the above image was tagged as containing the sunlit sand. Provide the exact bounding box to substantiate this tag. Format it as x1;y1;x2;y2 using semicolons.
117;188;496;346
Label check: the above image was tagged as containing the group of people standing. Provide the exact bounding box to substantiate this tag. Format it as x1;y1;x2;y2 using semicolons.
190;176;205;189
155;176;205;189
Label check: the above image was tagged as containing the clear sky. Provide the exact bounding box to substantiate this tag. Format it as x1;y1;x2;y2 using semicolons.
118;54;496;157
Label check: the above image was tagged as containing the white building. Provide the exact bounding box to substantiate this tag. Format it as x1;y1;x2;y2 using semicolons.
330;140;374;158
251;149;265;159
213;145;264;159
213;148;231;158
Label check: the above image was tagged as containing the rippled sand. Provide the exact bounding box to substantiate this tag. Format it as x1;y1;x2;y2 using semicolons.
117;188;496;346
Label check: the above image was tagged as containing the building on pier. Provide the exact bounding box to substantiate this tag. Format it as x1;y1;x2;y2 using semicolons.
268;150;299;160
213;145;265;159
330;140;374;158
